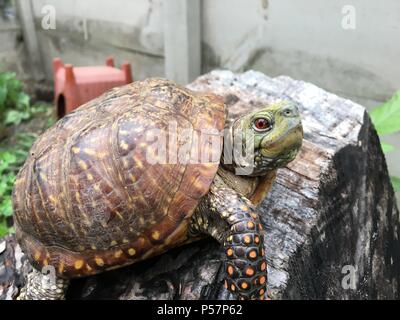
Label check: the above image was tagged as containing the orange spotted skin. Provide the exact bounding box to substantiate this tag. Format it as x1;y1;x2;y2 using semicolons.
12;79;225;278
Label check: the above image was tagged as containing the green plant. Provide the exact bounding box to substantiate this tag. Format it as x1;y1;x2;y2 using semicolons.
370;91;400;192
0;71;50;129
0;133;37;236
0;72;31;126
0;71;53;236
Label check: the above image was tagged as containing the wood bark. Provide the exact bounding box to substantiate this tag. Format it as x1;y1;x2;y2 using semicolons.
1;70;399;300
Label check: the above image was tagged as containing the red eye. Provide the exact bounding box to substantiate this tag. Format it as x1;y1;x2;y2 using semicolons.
253;118;271;131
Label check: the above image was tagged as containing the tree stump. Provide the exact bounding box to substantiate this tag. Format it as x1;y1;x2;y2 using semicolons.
1;70;399;300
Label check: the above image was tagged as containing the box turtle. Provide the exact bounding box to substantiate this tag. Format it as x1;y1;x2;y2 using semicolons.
12;78;303;300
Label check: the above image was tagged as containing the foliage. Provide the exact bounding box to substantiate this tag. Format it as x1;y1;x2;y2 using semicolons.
370;91;400;136
370;91;400;192
0;133;37;236
0;71;54;237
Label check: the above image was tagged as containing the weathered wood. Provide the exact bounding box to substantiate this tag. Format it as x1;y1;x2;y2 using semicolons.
1;70;399;300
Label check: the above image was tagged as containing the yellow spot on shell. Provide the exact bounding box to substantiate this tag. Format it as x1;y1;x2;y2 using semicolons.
115;211;124;220
128;248;136;256
94;184;101;192
34;251;40;261
134;157;143;169
49;195;57;204
114;250;123;258
86;264;92;271
120;141;129;150
152;231;160;240
72;147;80;154
87;173;94;181
95;257;104;266
91;245;97;250
78;160;88;170
97;151;107;159
84;148;96;156
122;238;129;244
129;174;136;182
58;262;64;273
43;259;49;266
74;260;84;269
120;129;129;135
110;240;117;246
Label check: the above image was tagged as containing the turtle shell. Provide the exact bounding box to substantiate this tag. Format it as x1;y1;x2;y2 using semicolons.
12;78;225;278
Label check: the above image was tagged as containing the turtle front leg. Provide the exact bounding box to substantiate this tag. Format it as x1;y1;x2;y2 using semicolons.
191;185;267;300
18;268;69;300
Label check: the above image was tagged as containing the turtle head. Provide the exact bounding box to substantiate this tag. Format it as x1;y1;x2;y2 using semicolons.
229;101;303;176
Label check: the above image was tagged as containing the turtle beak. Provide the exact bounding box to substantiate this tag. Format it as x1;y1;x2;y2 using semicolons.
260;120;303;159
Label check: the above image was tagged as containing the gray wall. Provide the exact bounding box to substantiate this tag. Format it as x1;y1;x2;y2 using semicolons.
17;0;399;105
0;0;28;76
30;0;164;81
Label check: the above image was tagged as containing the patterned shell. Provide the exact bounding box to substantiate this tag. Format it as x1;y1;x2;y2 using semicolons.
12;78;225;278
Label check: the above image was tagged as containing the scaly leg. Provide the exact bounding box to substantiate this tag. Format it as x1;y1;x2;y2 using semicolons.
18;268;69;300
190;183;267;300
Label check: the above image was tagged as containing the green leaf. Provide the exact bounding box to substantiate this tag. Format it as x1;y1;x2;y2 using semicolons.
4;109;31;125
381;142;394;153
16;92;30;110
370;91;400;136
0;220;9;237
392;176;400;192
0;151;17;173
0;85;7;107
0;197;13;217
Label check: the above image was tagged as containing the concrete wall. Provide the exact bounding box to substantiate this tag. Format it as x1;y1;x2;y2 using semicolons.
18;0;399;104
0;0;28;76
30;0;164;81
202;0;400;108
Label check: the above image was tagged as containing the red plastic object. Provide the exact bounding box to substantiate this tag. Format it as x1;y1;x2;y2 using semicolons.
53;57;133;118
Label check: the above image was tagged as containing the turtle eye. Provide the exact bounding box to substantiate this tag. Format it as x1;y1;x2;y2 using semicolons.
253;118;271;132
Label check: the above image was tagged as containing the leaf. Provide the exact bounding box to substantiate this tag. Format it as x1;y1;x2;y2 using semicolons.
0;85;7;108
4;109;31;125
0;221;9;237
370;91;400;136
0;197;13;217
0;151;17;173
392;176;400;193
16;92;30;110
381;142;394;153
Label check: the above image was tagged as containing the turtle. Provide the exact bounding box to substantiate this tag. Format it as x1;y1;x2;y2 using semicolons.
12;78;303;300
